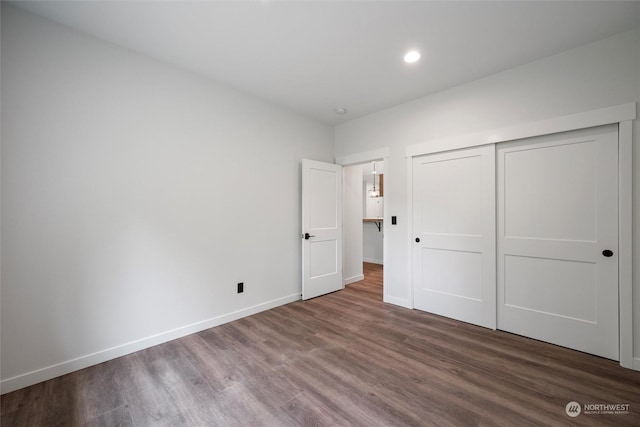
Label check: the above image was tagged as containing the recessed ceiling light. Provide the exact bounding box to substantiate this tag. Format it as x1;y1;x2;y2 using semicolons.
404;50;421;64
334;108;348;115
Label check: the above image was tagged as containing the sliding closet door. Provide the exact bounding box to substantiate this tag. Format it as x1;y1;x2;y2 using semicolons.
412;145;496;329
497;125;619;360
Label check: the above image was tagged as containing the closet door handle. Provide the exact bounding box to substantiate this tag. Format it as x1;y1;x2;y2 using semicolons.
602;249;613;257
415;237;420;243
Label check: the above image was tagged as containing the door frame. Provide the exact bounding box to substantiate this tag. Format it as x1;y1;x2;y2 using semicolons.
336;147;390;301
404;102;636;370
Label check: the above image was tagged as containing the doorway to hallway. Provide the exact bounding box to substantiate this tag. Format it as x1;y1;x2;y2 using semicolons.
343;161;384;301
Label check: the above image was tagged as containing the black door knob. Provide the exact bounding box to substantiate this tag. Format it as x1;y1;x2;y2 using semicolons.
304;233;315;240
602;249;613;257
415;237;420;243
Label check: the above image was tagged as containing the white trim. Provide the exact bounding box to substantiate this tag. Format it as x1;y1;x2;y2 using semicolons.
380;154;391;307
619;120;634;369
0;293;301;394
383;295;412;309
363;258;383;265
344;274;365;285
405;156;414;310
336;147;390;166
634;357;640;371
406;103;636;157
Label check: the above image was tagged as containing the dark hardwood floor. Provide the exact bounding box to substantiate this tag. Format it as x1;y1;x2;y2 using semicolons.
2;262;639;426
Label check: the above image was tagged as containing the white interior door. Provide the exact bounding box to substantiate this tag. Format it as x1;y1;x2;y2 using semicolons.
497;125;619;360
412;145;496;329
302;159;343;300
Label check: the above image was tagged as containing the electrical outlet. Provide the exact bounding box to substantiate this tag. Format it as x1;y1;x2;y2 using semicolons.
237;282;244;293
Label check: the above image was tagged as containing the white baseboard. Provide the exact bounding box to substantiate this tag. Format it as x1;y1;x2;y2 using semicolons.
1;293;301;394
632;357;640;372
344;274;364;285
363;258;383;265
384;295;412;309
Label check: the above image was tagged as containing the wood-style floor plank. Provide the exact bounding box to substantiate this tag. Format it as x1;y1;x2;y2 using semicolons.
2;262;640;426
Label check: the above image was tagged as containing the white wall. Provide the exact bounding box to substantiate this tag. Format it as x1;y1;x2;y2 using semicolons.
0;5;333;392
363;221;383;264
336;29;640;360
343;164;363;284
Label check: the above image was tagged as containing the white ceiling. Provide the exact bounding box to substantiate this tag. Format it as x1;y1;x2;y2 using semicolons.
12;1;640;125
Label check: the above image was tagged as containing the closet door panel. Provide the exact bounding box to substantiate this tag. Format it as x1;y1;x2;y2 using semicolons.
497;125;619;360
412;145;496;329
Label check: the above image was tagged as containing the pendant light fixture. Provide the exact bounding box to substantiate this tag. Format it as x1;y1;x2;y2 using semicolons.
368;161;380;198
